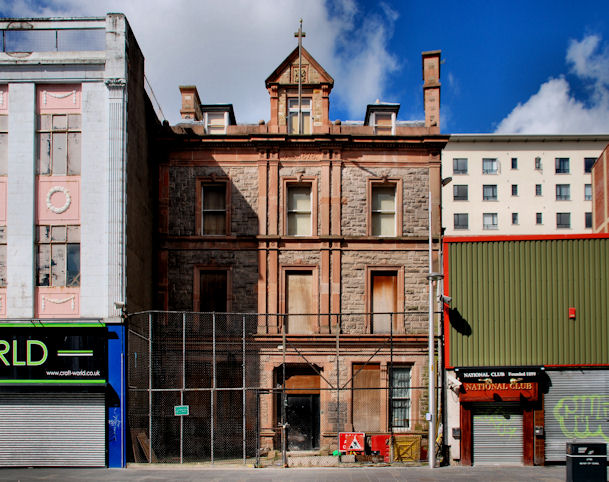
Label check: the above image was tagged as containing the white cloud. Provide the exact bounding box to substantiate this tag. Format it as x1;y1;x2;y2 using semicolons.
496;34;609;134
0;0;399;123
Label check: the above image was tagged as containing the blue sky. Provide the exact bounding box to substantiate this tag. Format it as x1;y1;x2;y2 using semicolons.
2;0;609;134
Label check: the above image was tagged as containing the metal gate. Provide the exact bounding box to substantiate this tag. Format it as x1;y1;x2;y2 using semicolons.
0;392;105;467
473;404;523;465
545;369;609;462
127;310;436;465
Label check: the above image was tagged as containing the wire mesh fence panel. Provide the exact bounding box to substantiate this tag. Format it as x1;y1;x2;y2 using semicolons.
150;390;181;463
127;311;435;465
151;312;183;390
182;390;211;462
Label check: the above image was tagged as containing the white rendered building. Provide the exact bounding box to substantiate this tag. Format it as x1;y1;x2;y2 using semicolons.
441;134;609;236
0;15;156;467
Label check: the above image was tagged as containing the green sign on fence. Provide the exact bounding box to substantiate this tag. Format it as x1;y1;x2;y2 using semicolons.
174;405;189;416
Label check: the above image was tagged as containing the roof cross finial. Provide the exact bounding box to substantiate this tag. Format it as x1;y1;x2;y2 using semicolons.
294;19;306;134
294;18;306;42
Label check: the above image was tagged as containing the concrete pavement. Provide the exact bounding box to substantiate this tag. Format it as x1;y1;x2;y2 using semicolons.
0;465;567;481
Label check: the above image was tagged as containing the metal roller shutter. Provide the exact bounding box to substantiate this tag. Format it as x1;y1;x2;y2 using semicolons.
473;403;523;465
545;370;609;462
0;392;105;467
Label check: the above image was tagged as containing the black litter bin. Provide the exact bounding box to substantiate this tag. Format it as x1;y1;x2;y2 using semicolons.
566;442;607;482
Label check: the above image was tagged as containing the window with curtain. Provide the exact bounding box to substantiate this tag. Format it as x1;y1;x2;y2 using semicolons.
453;158;467;174
288;98;311;135
201;183;227;235
556;212;571;229
483;213;498;230
453;184;468;201
287;184;312;235
556;184;570;200
585;184;592;201
371;184;396;236
390;367;411;428
482;158;497;174
482;184;497;201
555;157;570;174
454;213;468;230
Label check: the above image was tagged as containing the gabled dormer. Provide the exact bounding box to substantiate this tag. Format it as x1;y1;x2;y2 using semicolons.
265;47;334;134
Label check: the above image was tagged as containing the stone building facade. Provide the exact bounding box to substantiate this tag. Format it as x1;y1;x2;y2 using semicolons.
156;45;448;455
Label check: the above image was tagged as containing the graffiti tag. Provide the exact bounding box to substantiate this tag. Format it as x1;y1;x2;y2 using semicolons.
478;411;518;438
553;395;609;442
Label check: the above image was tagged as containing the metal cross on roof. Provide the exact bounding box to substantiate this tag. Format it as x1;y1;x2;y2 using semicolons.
294;19;306;134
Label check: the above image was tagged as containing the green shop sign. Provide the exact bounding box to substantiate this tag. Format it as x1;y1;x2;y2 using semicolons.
0;324;107;386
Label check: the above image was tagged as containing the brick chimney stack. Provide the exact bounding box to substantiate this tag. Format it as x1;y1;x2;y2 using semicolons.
179;85;202;121
421;50;441;132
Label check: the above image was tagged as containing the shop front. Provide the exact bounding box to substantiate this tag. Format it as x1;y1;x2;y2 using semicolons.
544;368;609;462
455;367;544;466
0;322;123;467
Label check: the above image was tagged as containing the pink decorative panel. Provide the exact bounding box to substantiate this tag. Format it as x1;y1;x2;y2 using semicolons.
0;179;6;223
35;287;80;318
36;84;81;113
36;177;80;224
0;288;6;317
0;86;7;114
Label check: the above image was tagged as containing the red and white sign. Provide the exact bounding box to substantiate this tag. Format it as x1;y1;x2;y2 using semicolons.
339;432;365;452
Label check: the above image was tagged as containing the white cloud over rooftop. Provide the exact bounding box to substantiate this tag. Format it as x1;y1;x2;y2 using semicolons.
1;0;401;124
495;34;609;134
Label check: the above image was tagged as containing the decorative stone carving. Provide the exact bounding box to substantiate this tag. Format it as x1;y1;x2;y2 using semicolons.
46;185;71;214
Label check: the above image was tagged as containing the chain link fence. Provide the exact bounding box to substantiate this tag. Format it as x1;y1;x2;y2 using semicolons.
127;311;439;466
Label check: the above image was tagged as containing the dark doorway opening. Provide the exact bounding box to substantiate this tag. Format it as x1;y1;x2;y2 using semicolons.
275;364;321;451
286;394;320;450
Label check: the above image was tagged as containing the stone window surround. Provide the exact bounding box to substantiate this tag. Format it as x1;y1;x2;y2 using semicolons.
193;265;232;312
364;265;405;334
195;176;231;237
282;176;318;237
367;178;403;237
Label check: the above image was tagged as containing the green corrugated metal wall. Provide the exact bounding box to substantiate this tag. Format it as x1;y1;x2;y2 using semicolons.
447;238;609;367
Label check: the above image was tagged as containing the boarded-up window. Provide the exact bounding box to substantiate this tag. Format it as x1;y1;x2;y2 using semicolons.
373;113;393;135
286;271;315;334
36;225;80;287
36;114;81;175
352;363;381;432
371;185;396;236
371;271;397;333
199;270;227;312
390;367;411;428
287;184;311;236
0;226;6;287
201;184;227;235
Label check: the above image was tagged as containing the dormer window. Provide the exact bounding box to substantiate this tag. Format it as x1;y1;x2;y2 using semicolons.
205;112;227;134
365;102;400;135
288;98;311;134
372;112;394;135
200;104;236;135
